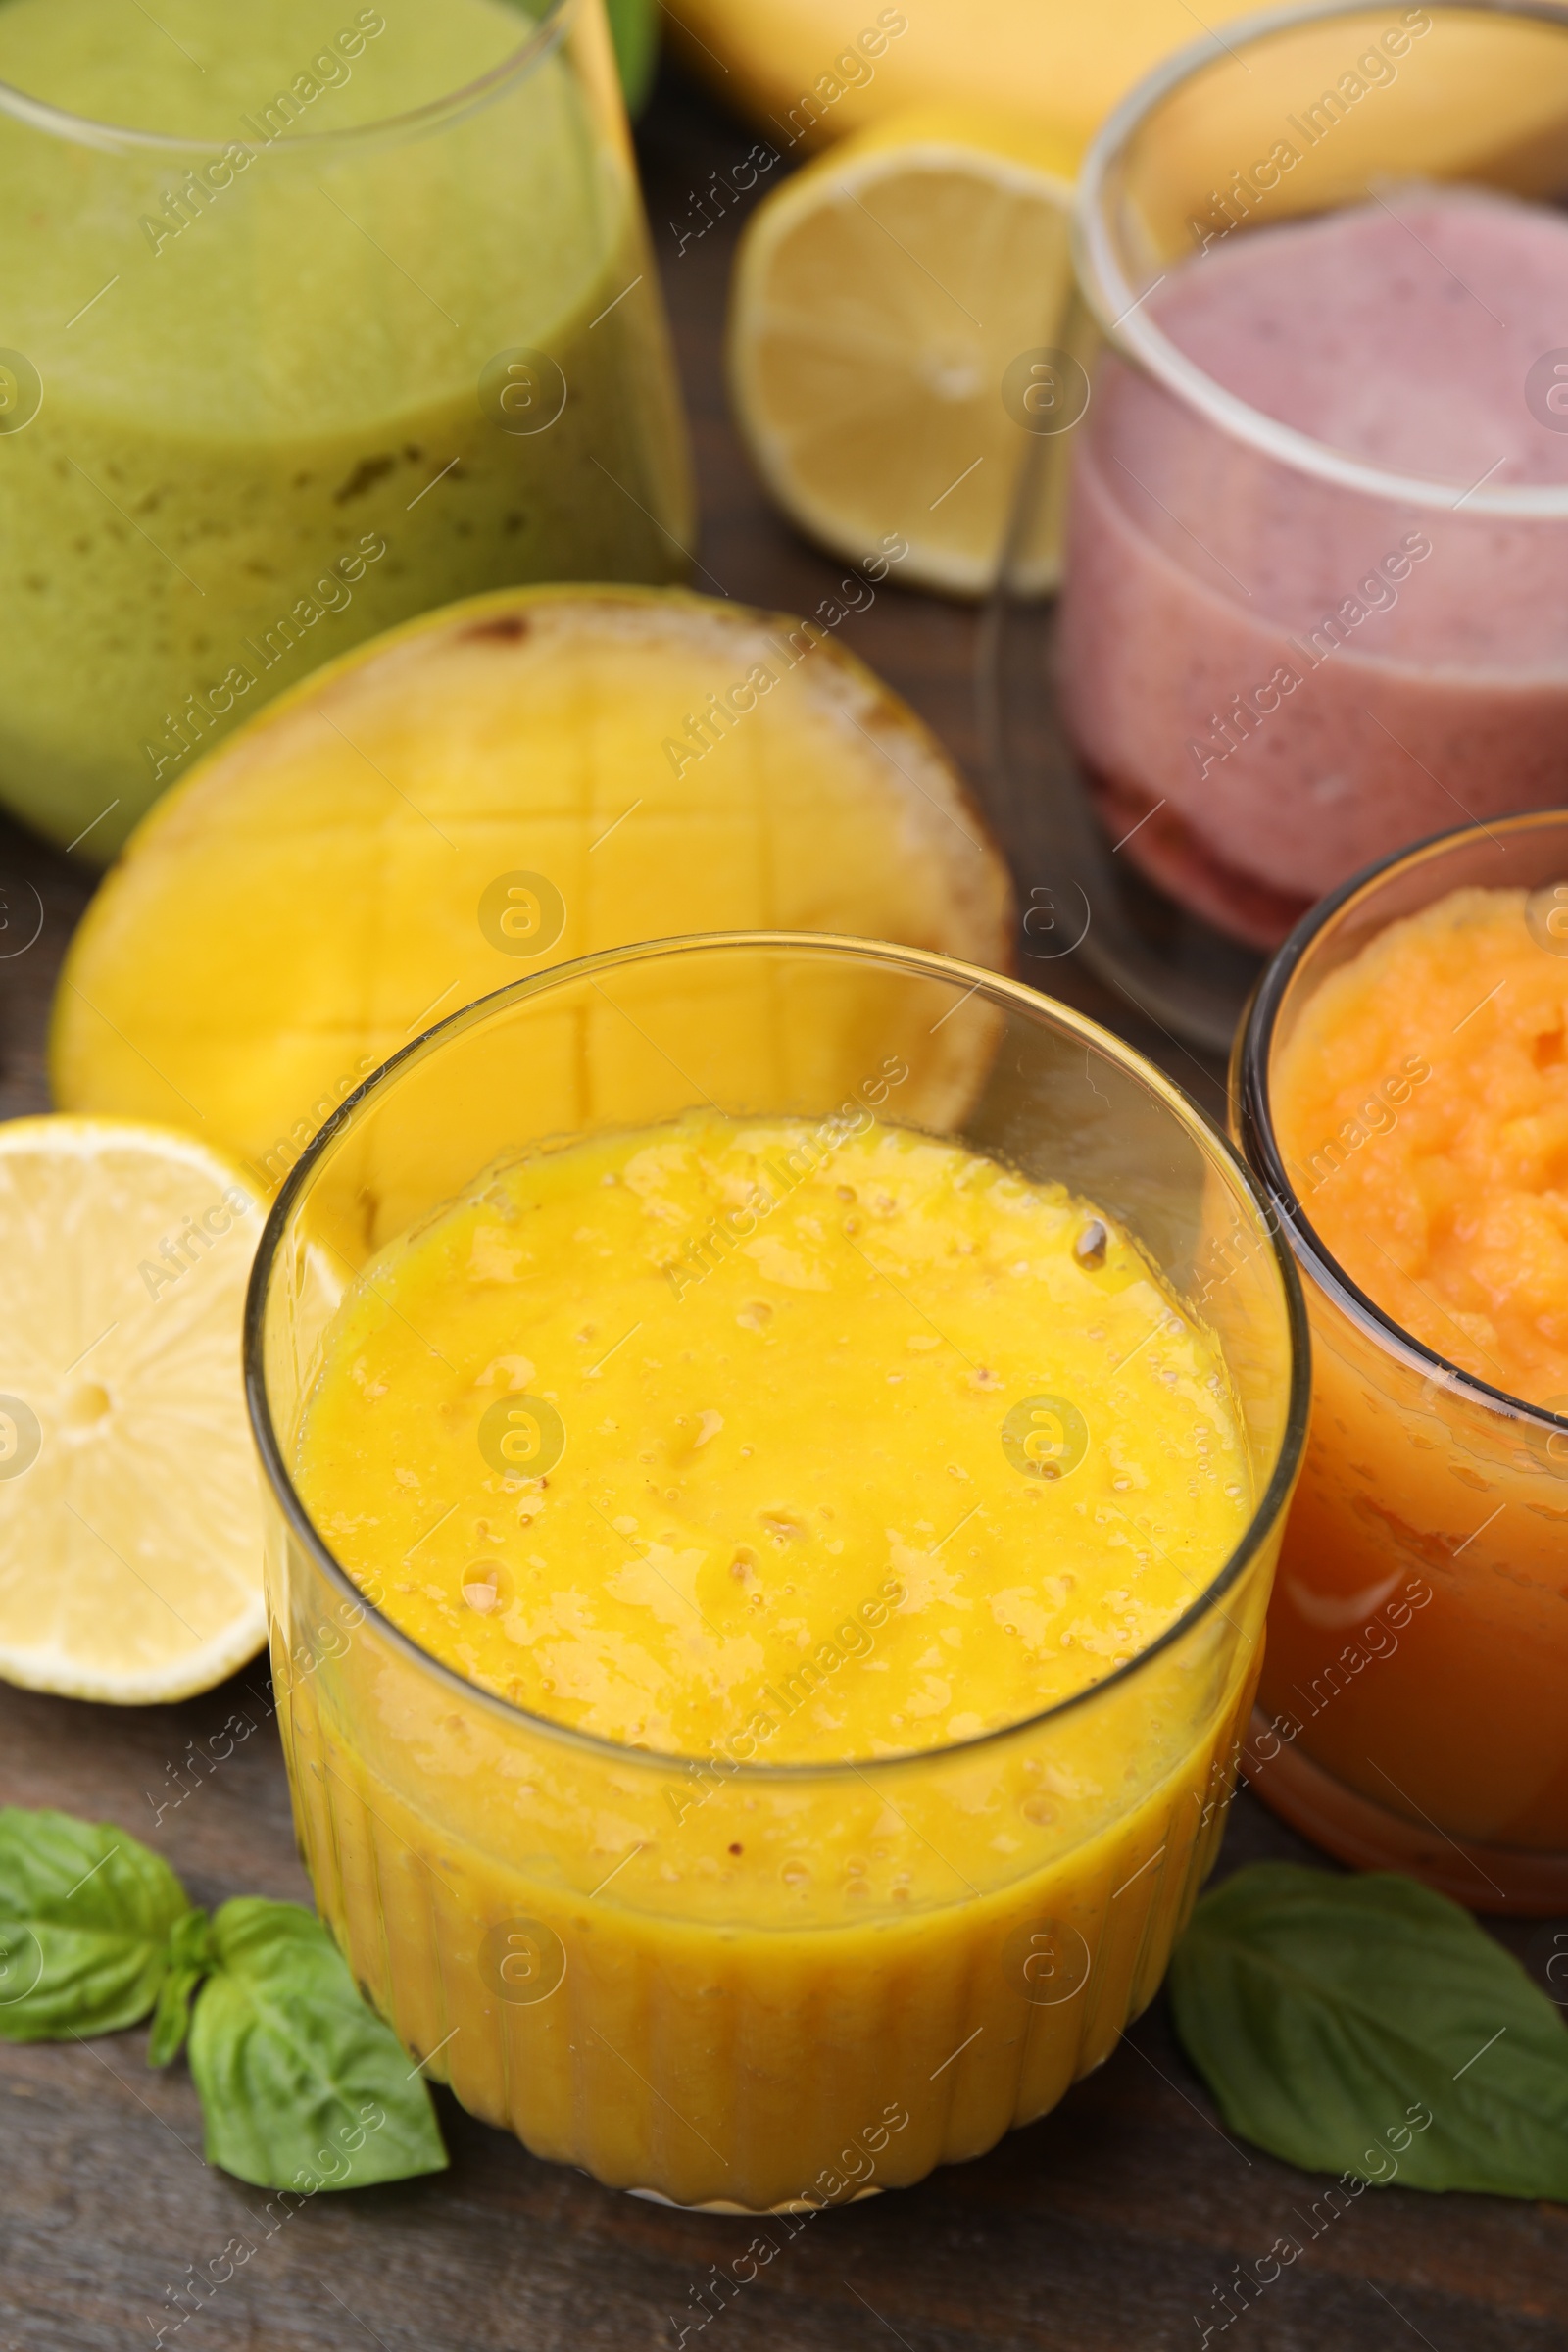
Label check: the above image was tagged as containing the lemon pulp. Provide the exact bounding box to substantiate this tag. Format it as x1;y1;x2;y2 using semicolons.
0;1117;266;1702
728;114;1080;594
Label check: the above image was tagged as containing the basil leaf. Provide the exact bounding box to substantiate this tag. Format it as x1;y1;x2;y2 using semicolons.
1169;1863;1568;2197
148;1909;213;2068
188;1899;447;2191
0;1807;190;2041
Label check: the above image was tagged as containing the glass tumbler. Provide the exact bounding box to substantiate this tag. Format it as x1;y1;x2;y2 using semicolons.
245;932;1306;2212
1016;0;1568;1040
0;0;691;859
1233;811;1568;1914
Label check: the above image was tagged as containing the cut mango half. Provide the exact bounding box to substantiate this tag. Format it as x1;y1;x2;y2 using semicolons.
53;585;1014;1244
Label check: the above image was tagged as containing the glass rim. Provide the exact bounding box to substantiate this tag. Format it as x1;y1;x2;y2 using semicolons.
0;0;572;157
1236;808;1568;1437
243;929;1312;1783
1074;0;1568;520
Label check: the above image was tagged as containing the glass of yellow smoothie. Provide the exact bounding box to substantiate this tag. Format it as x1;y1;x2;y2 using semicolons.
0;0;691;858
1234;810;1568;1914
246;934;1306;2211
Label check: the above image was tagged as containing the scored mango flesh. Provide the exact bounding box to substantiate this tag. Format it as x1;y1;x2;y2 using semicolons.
53;586;1013;1232
293;1113;1252;1762
1272;885;1568;1403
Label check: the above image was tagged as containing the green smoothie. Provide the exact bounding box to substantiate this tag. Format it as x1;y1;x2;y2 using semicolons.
0;0;691;854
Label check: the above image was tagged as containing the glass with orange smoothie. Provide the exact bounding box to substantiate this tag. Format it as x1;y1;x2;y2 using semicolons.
246;935;1305;2210
1234;812;1568;1913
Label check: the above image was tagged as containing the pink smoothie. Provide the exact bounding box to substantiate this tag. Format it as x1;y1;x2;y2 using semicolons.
1057;189;1568;946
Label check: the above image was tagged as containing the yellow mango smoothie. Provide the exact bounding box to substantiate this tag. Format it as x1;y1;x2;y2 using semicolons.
298;1116;1250;1753
1258;883;1568;1870
0;0;690;854
281;1106;1267;2207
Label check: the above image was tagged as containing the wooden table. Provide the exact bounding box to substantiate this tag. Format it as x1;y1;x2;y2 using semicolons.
2;59;1564;2352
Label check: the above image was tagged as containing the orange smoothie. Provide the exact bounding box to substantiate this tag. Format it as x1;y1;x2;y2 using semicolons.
1265;886;1568;1864
282;1111;1266;2207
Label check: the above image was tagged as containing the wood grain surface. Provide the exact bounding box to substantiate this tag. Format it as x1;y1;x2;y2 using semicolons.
1;56;1565;2352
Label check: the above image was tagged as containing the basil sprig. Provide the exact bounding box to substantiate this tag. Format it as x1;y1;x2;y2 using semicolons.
0;1807;190;2038
0;1807;445;2192
189;1900;447;2189
1170;1863;1568;2198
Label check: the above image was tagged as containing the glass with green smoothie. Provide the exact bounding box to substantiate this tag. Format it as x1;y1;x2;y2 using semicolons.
0;0;692;856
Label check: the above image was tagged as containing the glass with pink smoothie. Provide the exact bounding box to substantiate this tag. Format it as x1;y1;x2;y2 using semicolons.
1057;1;1568;956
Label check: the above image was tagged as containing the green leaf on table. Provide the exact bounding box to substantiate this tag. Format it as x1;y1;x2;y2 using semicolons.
1169;1863;1568;2197
0;1806;191;2041
188;1898;447;2192
147;1907;213;2068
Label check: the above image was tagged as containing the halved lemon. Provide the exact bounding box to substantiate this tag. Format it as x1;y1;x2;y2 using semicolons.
728;109;1082;596
0;1117;267;1703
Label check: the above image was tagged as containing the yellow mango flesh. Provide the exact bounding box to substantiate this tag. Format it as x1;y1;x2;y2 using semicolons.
53;588;1013;1219
294;1113;1251;1760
